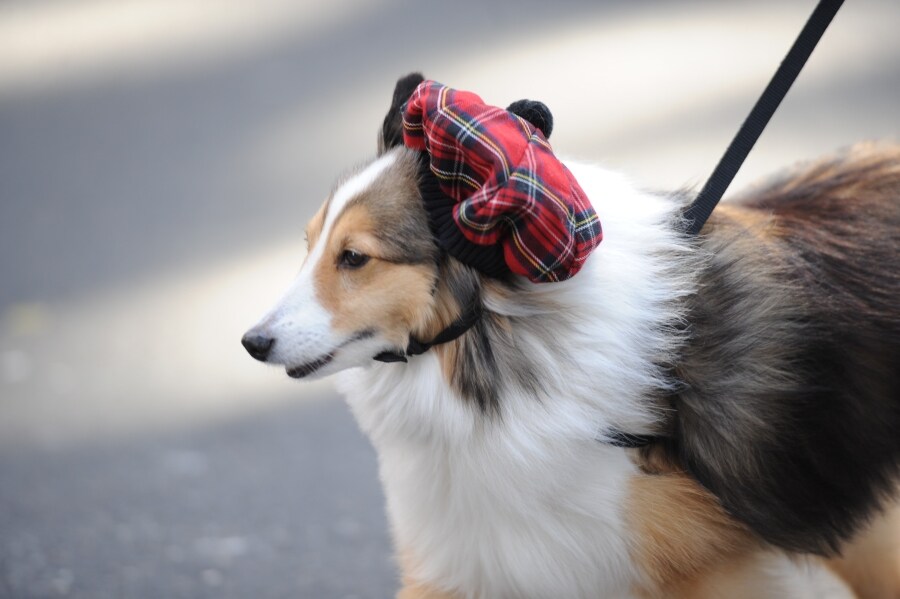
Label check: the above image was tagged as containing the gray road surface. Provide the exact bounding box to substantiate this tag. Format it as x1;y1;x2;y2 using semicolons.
1;396;394;598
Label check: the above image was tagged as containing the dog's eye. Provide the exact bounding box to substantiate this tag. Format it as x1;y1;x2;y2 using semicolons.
339;249;369;269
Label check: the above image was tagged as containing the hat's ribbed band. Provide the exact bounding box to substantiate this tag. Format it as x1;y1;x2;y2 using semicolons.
417;156;508;279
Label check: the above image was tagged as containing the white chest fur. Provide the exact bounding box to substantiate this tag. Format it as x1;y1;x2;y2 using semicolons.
339;356;641;599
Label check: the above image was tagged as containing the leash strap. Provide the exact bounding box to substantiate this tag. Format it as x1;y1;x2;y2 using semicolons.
683;0;844;235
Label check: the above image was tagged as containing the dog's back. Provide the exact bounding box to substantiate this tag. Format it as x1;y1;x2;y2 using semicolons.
667;143;900;555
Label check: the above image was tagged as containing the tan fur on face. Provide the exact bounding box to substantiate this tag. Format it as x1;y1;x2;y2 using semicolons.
304;148;512;404
300;148;447;354
312;201;437;348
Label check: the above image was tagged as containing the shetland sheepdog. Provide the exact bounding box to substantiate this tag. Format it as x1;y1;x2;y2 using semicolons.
242;75;900;598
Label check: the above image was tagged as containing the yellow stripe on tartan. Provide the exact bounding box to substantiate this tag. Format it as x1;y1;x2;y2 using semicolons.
457;203;501;233
509;172;570;217
506;178;576;275
510;226;560;282
509;171;598;228
532;135;553;151
452;116;512;179
573;212;600;227
437;88;512;179
431;165;481;191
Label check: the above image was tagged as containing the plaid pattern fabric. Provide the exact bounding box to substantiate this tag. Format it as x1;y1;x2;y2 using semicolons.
402;80;602;283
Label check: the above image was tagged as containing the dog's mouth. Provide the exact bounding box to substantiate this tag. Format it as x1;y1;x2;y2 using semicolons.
283;330;377;379
286;353;334;379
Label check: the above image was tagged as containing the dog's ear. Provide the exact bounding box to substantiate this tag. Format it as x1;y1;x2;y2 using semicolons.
378;72;425;155
506;99;553;138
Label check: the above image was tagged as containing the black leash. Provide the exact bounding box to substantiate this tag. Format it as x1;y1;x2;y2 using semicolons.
683;0;844;235
615;0;845;448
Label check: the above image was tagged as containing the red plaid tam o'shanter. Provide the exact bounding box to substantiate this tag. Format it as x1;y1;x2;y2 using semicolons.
402;80;602;283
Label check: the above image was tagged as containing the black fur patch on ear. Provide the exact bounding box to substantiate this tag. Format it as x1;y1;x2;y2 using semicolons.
379;72;425;155
506;99;553;138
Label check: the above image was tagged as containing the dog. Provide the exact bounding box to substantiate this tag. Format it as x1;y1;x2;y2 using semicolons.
242;74;900;598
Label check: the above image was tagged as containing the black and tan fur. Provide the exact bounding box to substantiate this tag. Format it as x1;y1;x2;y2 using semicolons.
653;145;900;555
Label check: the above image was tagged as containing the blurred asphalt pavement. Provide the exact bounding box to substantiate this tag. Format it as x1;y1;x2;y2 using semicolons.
0;0;897;597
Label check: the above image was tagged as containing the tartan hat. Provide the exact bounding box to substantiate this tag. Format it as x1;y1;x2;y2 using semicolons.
397;77;602;283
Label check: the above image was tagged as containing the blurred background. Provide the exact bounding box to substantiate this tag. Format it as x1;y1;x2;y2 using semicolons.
0;0;897;597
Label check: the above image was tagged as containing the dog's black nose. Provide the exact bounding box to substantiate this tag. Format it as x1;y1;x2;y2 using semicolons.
242;332;274;362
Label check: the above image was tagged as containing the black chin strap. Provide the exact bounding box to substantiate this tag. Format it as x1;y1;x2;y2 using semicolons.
373;302;483;363
683;0;843;235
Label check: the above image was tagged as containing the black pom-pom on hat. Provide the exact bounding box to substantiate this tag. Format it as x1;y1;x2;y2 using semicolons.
506;99;553;138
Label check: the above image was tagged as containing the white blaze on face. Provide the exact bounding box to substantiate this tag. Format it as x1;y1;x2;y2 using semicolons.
247;152;398;378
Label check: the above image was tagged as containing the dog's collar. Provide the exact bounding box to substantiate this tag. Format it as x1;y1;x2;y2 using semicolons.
372;301;483;364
